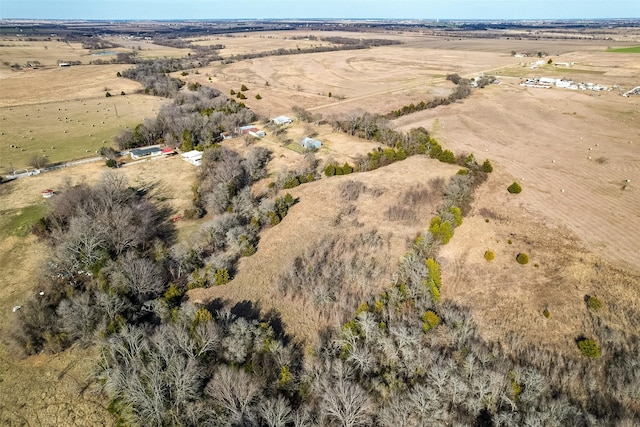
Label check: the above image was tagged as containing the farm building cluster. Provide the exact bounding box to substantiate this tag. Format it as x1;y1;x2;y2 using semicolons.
520;77;610;92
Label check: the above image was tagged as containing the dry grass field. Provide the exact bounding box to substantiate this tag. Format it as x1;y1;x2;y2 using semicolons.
1;25;640;424
0;64;166;171
439;171;640;353
0;39;88;68
190;156;461;344
394;71;640;270
0;35;192;171
191;31;336;57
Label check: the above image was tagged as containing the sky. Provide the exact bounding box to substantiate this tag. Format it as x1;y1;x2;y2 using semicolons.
0;0;638;20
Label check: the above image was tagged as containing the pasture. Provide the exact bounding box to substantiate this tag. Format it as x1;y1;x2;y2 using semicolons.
0;64;165;172
607;46;640;53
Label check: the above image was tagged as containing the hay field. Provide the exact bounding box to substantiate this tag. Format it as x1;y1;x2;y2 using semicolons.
0;39;87;68
0;64;166;171
102;36;194;58
192;43;520;118
191;30;640;119
191;32;335;58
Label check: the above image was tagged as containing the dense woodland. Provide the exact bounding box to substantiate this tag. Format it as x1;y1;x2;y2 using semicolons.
8;28;640;427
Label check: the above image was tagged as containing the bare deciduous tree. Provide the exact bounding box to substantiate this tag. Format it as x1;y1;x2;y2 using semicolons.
205;365;261;425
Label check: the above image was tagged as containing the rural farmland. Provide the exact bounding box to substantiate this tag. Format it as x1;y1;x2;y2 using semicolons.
1;17;639;427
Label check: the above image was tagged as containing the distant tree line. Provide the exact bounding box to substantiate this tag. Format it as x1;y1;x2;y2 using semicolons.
223;37;400;64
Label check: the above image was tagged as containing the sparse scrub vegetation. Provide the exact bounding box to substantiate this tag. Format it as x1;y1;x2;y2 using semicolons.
484;250;495;261
339;180;367;201
278;229;391;321
516;252;529;264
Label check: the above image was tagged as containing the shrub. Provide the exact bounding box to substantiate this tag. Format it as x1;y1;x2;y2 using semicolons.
324;165;336;176
484;250;495;261
543;308;551;318
449;206;462;226
426;258;441;289
255;94;262;100
481;159;493;173
356;302;370;315
164;283;184;308
507;181;522;194
516;253;529;265
586;295;603;311
116;71;121;77
383;148;396;161
105;159;117;168
214;268;230;286
120;91;126;96
438;149;456;164
105;92;112;97
429;217;454;244
422;310;441;332
577;336;600;358
230;89;236;95
446;73;462;84
240;84;249;91
427;279;440;303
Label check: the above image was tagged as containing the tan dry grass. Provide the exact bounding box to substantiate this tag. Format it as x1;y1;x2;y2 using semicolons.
0;39;88;68
394;76;640;270
191;32;334;58
189;156;460;345
188;43;522;118
0;346;115;426
439;171;640;355
102;36;194;58
0;65;166;171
